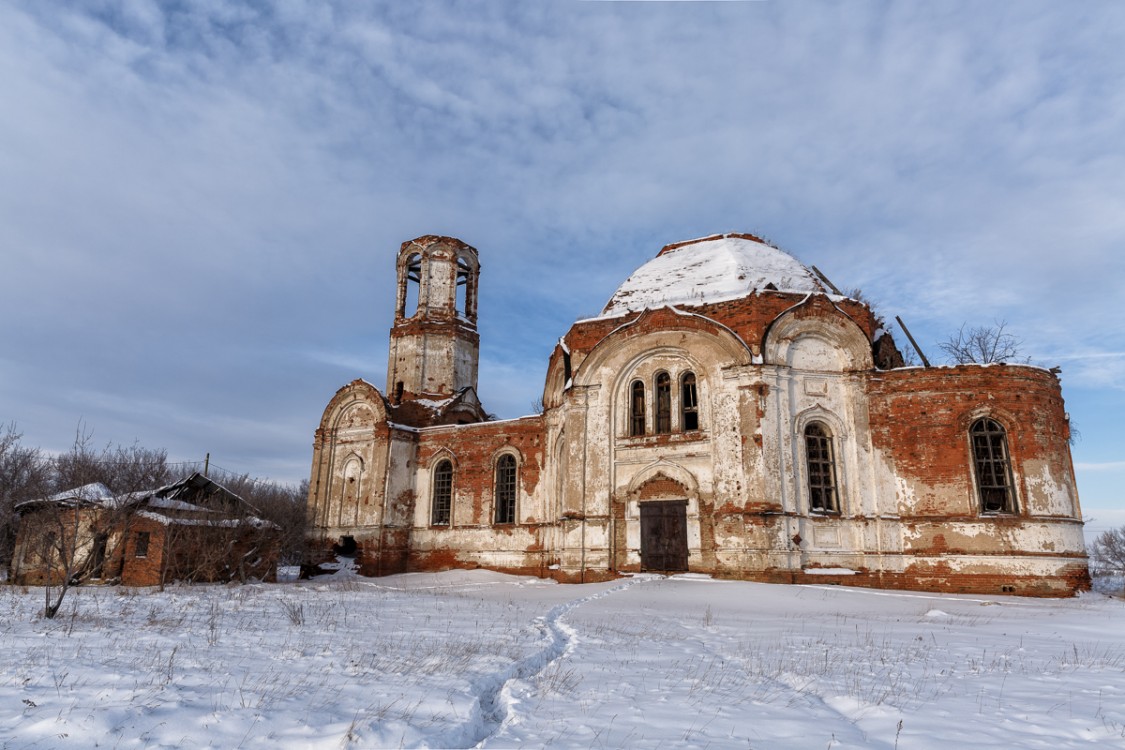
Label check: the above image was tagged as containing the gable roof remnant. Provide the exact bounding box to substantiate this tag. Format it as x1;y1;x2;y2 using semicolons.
14;482;119;512
145;472;250;512
600;233;827;317
14;472;260;520
51;482;115;505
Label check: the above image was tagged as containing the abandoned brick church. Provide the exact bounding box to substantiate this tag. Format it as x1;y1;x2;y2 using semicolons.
306;233;1090;596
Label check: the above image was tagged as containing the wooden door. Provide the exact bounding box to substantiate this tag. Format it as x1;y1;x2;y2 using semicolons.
639;500;688;572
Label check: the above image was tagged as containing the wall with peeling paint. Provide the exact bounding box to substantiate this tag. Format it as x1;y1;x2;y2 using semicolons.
305;234;1089;596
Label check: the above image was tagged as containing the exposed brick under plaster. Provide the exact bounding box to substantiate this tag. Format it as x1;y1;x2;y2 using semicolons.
306;235;1089;598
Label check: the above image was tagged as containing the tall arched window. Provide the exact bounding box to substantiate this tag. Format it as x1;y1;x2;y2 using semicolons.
630;380;646;436
494;454;517;524
681;372;699;431
456;256;471;317
971;418;1016;513
655;372;672;434
804;422;839;513
555;434;568;519
340;455;364;526
431;459;453;525
398;252;422;318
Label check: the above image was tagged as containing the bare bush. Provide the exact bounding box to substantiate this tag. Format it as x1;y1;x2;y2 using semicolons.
11;425;170;617
0;424;49;573
898;339;920;367
208;471;308;566
1090;527;1125;596
939;320;1027;365
53;432;168;616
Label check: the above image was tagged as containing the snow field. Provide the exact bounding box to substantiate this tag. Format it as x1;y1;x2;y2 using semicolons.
2;571;1124;748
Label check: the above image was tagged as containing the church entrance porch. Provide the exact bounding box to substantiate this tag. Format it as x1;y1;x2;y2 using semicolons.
639;500;689;572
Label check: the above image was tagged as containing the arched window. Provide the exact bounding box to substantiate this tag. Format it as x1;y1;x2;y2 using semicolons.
399;252;422;318
655;372;672;434
630;380;646;436
681;372;699;431
555;433;568;518
341;455;364;525
456;256;471;317
804;422;839;513
971;418;1016;513
494;454;518;524
431;459;453;525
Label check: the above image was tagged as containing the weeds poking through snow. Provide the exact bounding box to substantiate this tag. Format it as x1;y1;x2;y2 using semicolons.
164;645;178;685
280;599;305;626
534;661;581;697
2;575;1125;748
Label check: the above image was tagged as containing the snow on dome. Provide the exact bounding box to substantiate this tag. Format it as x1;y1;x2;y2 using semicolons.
600;233;825;317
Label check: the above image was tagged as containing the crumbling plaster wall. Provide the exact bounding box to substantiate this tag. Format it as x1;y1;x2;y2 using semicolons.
558;308;754;578
308;268;1087;594
306;381;393;554
387;236;480;399
865;364;1087;592
406;416;551;575
386;324;479;399
10;507;106;584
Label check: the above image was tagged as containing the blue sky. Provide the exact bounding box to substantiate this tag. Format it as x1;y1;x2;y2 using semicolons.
2;1;1123;531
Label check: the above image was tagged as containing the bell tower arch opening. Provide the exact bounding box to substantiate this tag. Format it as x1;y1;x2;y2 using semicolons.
397;252;422;319
387;236;481;401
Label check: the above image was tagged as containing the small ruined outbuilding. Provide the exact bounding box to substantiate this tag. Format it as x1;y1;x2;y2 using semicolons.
306;233;1089;596
9;472;278;587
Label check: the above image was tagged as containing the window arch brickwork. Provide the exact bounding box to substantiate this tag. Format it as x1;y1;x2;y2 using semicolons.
655;371;672;434
494;453;518;524
971;417;1017;514
623;367;704;437
681;372;699;431
630;380;646;436
397;252;423;319
804;421;840;513
431;459;453;525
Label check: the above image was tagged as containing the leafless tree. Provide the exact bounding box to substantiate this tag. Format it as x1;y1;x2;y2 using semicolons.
0;424;49;573
29;426;169;617
152;470;301;586
1090;526;1125;596
939;320;1027;365
897;338;920;367
220;472;307;567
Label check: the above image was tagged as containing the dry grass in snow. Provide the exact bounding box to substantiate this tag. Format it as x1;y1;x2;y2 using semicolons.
2;571;1124;748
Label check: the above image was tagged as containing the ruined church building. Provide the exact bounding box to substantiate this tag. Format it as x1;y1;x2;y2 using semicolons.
306;233;1089;596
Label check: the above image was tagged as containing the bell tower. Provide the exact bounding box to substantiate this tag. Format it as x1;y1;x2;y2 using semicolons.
387;235;480;402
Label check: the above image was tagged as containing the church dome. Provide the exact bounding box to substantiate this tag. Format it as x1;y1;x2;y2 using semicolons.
600;233;825;317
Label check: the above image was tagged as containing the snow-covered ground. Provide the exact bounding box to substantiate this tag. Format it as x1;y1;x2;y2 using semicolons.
3;571;1124;749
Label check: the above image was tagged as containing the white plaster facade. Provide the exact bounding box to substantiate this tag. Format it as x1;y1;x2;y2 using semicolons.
306;232;1090;596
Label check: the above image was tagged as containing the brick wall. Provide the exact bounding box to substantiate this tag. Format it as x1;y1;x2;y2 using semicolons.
867;364;1075;518
414;415;546;526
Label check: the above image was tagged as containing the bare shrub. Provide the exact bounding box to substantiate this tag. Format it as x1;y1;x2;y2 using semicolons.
280;598;305;626
214;472;308;566
0;424;49;573
23;427;170;617
939;320;1027;365
1090;527;1125;597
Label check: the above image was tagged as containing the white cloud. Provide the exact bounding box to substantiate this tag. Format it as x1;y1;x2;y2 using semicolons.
1075;461;1125;473
3;1;1125;500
